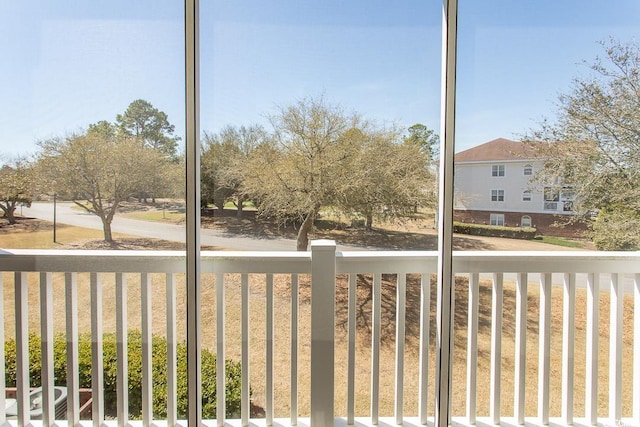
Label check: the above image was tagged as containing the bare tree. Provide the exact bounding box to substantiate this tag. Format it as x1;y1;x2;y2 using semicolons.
0;157;38;224
38;124;163;242
527;39;640;250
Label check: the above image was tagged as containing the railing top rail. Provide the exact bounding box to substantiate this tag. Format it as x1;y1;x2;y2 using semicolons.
451;250;640;273
0;249;311;274
0;248;638;274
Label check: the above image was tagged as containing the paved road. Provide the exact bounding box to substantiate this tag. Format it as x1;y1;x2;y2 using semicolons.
21;202;371;252
19;203;637;291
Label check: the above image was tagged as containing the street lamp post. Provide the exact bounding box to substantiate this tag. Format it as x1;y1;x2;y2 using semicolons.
53;193;57;243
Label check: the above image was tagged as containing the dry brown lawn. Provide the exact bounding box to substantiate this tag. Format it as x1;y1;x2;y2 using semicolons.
2;269;635;420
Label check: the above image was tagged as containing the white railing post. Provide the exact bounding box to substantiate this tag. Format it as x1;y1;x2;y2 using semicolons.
634;273;640;426
15;272;29;427
371;272;382;425
166;273;178;427
562;273;575;425
490;273;503;425
40;272;55;427
116;273;129;427
514;272;527;425
609;273;623;423
66;272;80;426
538;273;551;425
466;273;479;425
216;273;226;427
0;275;4;427
310;240;336;427
418;273;431;425
586;273;599;426
141;273;153;426
91;272;104;426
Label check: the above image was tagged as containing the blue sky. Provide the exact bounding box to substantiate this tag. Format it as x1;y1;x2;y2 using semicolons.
1;1;639;160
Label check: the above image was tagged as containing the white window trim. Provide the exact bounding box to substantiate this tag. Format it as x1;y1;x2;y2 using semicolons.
490;213;505;226
491;189;505;202
491;164;505;177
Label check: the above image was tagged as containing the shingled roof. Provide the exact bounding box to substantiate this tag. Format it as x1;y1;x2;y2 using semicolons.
455;138;540;162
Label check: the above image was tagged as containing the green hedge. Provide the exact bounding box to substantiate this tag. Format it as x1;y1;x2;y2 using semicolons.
453;221;537;240
4;331;243;419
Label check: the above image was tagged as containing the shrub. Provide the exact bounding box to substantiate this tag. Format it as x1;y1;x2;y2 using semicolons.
5;331;244;419
453;221;537;240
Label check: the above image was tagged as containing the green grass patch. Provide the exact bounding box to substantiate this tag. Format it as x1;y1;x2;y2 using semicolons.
533;235;585;248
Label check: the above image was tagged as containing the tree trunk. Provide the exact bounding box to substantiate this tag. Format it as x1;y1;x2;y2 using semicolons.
296;209;317;251
4;207;17;225
237;195;245;219
365;213;373;230
102;219;113;242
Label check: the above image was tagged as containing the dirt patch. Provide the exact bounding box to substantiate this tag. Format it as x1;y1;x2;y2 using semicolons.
0;217;51;233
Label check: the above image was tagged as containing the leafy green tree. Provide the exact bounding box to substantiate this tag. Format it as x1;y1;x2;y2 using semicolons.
37;123;163;242
0;158;38;224
117;99;180;157
404;123;439;160
527;39;640;250
117;99;181;203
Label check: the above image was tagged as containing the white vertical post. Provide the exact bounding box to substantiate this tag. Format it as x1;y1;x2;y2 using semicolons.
633;273;640;425
266;274;274;426
0;275;4;426
91;272;104;426
116;273;129;427
395;274;406;425
609;273;622;422
634;273;640;426
166;273;177;427
347;274;357;425
66;272;80;426
371;272;382;425
466;273;479;425
291;274;300;425
514;272;527;425
490;273;503;425
418;273;431;425
310;240;336;427
15;272;29;427
141;273;153;426
585;273;599;426
538;273;551;425
436;0;458;426
241;274;250;427
40;272;55;426
562;273;575;425
185;0;202;425
216;273;226;427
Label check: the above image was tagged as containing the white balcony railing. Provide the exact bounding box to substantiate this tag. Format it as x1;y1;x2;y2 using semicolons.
1;243;640;427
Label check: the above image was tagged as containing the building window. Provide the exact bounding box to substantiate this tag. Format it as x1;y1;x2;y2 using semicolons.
492;165;505;177
490;213;505;226
491;189;505;202
544;187;559;210
523;164;533;175
521;215;532;228
522;190;532;202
